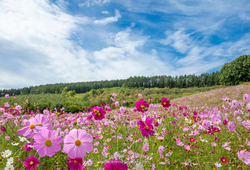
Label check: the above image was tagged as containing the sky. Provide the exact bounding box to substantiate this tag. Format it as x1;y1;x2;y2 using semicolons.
0;0;250;90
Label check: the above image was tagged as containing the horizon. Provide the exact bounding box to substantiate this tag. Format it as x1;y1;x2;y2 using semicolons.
1;0;250;90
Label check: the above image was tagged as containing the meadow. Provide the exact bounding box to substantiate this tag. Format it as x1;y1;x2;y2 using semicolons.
0;84;250;170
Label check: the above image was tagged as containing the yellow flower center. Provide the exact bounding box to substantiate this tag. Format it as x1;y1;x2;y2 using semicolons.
98;113;101;116
44;139;52;147
74;160;77;163
145;126;149;130
29;124;36;129
29;161;34;165
242;157;245;161
75;140;81;146
163;102;166;105
38;123;43;126
215;119;217;121
140;105;144;109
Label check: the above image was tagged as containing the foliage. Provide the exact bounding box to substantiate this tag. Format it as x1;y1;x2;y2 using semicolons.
219;54;250;86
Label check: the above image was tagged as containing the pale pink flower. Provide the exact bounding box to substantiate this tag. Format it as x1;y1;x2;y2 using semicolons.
62;129;93;159
33;129;62;157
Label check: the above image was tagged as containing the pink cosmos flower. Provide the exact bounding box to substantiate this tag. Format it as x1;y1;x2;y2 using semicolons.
30;114;52;130
228;121;236;132
184;144;190;151
211;142;217;147
161;98;171;108
24;155;40;170
246;139;250;146
231;100;239;108
211;115;221;124
136;99;149;112
17;120;45;139
243;94;250;102
242;121;250;129
158;146;164;154
237;150;250;165
138;117;155;138
183;127;190;132
5;94;9;98
138;93;143;98
63;129;93;159
104;159;128;170
92;106;106;120
33;129;62;157
214;162;222;167
202;120;210;129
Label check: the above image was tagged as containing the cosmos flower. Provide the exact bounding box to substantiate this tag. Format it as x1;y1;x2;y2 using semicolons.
136;99;149;112
237;150;250;165
161;98;171;108
220;157;229;163
243;94;250;102
214;162;222;167
104;159;128;170
33;129;62;157
228;121;236;132
62;129;93;159
23;155;40;170
138;117;155;138
92;106;106;120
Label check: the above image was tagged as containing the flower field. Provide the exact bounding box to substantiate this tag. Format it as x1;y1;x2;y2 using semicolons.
0;85;250;170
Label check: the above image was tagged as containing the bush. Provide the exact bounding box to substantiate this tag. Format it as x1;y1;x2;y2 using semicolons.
65;104;81;113
219;55;250;86
182;93;192;97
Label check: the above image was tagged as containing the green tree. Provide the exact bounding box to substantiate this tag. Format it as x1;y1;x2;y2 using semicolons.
219;55;250;85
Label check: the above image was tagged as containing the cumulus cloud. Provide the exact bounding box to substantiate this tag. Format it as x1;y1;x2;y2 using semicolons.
0;0;169;89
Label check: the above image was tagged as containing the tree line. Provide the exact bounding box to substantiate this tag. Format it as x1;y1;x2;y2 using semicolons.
0;72;220;97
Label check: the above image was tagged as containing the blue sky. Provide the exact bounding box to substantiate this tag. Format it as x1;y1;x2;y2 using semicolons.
0;0;250;89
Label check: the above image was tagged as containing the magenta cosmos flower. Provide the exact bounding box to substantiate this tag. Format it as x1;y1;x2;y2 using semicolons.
220;157;229;163
24;155;40;170
92;106;106;120
161;98;171;108
238;150;250;165
62;129;93;159
66;157;84;170
33;129;62;157
104;159;128;170
138;117;155;138
136;99;149;112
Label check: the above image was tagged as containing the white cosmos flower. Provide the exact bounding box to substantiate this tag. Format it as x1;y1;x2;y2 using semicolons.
7;157;14;165
2;150;12;158
11;142;19;146
4;164;14;170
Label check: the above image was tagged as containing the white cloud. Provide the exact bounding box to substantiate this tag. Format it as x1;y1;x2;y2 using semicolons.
160;28;194;54
79;0;111;7
0;0;171;89
102;11;109;15
94;9;121;25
